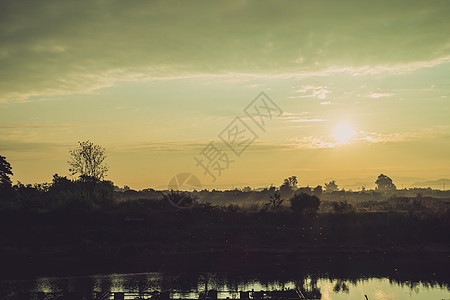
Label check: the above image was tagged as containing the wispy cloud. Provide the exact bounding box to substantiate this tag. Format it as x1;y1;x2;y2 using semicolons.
290;85;330;99
287;118;326;123
0;139;67;152
285;127;447;150
356;131;427;143
368;92;394;99
281;112;326;123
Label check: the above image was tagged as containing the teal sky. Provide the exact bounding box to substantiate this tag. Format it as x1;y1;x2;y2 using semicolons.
0;0;449;189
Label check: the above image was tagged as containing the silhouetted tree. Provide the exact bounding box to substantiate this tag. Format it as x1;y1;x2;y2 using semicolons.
241;186;252;193
163;190;197;209
280;176;298;198
375;174;396;192
324;180;338;192
283;176;298;189
69;141;108;180
13;182;49;211
298;186;312;194
312;185;323;198
290;193;320;215
51;174;73;191
68;141;108;203
95;180;115;207
264;190;284;211
0;155;13;189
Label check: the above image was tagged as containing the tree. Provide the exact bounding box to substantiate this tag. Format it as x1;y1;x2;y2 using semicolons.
280;176;298;198
290;193;320;215
312;185;323;198
241;186;252;193
324;180;338;192
375;174;396;192
69;141;108;180
264;190;284;211
331;201;354;214
283;176;298;189
163;190;197;209
0;155;13;188
68;141;108;202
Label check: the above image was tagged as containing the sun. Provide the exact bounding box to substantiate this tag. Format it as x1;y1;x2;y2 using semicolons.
333;122;357;143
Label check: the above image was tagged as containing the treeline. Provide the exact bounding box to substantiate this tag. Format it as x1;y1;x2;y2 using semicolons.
1;145;450;217
0;174;116;212
1;172;449;222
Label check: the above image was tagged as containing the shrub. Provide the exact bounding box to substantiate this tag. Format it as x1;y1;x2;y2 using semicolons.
290;193;320;215
331;201;355;214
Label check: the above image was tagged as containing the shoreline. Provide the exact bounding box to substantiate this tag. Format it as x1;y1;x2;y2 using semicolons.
1;245;449;281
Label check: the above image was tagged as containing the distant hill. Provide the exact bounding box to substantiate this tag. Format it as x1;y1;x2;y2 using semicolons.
146;177;450;192
410;178;450;189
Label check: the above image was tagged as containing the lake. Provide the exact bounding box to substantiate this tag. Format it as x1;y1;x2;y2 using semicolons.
1;271;448;300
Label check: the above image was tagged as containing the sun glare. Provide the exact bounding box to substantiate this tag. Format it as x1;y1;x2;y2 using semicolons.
333;122;356;143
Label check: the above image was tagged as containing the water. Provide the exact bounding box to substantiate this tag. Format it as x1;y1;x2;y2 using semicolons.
0;272;448;300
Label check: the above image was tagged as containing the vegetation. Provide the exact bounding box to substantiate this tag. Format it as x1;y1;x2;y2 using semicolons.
68;140;108;180
68;140;109;203
0;147;449;276
290;193;320;215
263;190;284;211
0;155;13;188
375;174;397;192
324;180;339;192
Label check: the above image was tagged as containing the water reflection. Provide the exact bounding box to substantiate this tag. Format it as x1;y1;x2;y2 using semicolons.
0;272;448;299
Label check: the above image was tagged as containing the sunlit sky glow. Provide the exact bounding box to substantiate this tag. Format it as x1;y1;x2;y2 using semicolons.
0;0;449;189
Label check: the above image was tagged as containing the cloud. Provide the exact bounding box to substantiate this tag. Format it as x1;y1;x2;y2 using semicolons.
0;0;449;102
286;127;447;150
368;93;394;99
357;131;427;143
281;112;325;123
288;136;336;149
287;118;325;123
0;139;66;152
292;85;330;99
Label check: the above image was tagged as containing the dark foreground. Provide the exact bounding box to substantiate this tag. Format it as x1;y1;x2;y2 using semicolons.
0;209;449;281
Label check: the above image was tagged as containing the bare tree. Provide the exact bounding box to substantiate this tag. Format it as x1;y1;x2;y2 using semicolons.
69;141;108;181
68;141;108;203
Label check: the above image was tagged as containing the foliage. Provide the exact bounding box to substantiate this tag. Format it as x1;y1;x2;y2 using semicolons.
375;174;396;192
162;190;198;209
290;193;321;215
324;181;338;192
263;190;284;211
283;176;298;189
0;155;13;189
312;185;323;198
280;176;298;198
331;201;355;214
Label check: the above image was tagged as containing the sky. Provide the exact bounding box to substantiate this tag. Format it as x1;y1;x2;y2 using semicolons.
0;0;449;190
